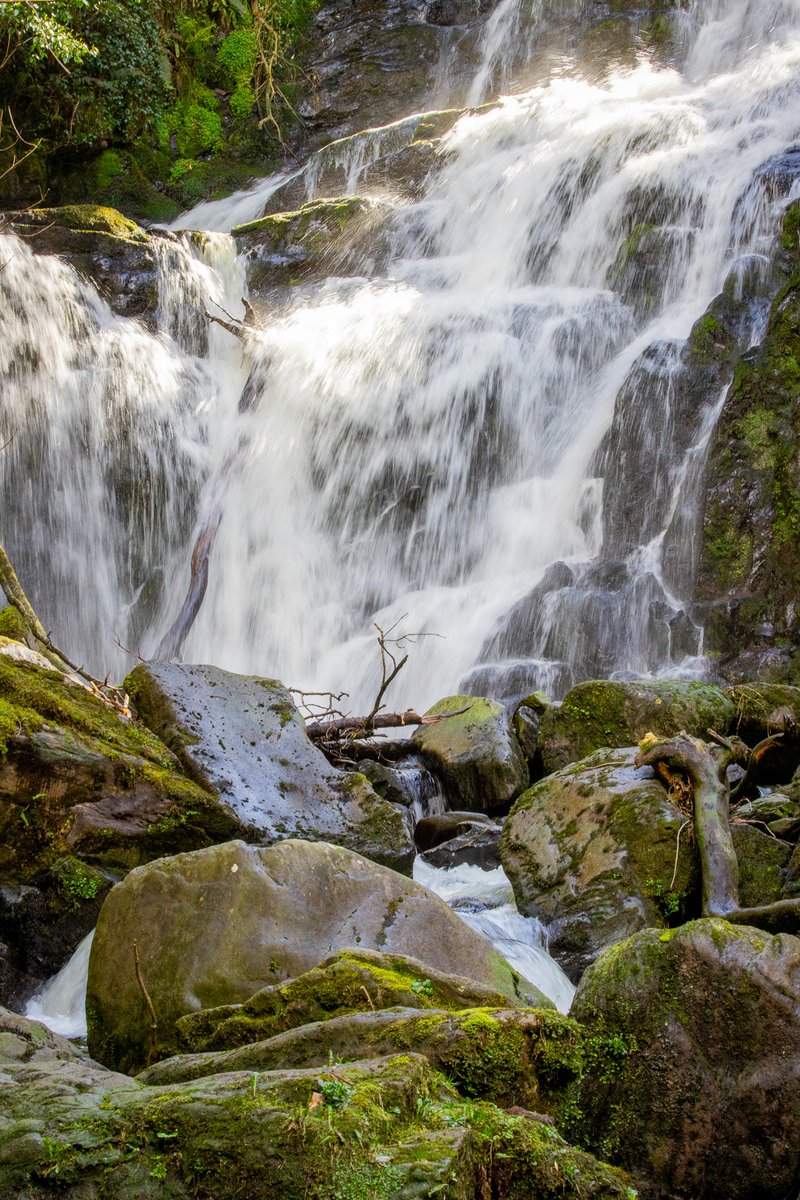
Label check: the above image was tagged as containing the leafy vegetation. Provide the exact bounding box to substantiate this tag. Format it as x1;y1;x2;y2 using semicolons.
0;0;321;214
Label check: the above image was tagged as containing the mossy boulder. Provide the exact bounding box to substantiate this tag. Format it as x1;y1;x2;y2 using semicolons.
411;694;529;813
0;1006;631;1200
501;748;700;980
726;683;800;779
154;1004;585;1116
0;605;29;643
569;920;800;1200
126;661;414;872
7;205;160;322
0;656;237;997
233;195;383;293
732;825;793;905
87;839;550;1073
175;947;511;1051
538;679;734;775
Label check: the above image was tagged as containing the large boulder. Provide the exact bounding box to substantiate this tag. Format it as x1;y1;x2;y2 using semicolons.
0;655;236;1000
538;679;734;774
126;661;414;871
569;920;800;1200
411;694;529;812
87;839;550;1073
500;748;700;980
0;1006;631;1200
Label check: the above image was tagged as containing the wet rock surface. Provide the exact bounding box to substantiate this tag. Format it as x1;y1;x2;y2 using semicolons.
500;747;699;980
126;661;414;871
6;205;160;323
412;694;528;812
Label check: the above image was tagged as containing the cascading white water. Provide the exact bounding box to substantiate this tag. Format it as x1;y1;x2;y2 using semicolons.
414;859;575;1012
2;0;800;707
25;930;94;1039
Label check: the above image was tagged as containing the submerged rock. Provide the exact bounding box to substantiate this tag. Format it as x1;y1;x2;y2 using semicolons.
126;661;414;871
501;748;700;980
87;838;549;1073
569;919;800;1200
537;678;734;774
412;694;528;812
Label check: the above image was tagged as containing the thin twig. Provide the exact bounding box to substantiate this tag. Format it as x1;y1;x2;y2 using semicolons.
670;820;691;890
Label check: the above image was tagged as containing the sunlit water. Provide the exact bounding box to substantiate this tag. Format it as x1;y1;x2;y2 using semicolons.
2;0;800;713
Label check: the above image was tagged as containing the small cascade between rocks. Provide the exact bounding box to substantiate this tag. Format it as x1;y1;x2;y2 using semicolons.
24;930;94;1040
3;0;800;712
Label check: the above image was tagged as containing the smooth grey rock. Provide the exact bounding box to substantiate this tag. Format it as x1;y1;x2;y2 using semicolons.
87;839;550;1073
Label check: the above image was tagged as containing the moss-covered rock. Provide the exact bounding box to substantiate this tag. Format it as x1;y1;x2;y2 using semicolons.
87;839;550;1074
155;1005;585;1115
411;694;529;813
501;748;700;980
175;947;511;1051
7;205;160;322
727;683;800;779
697;203;800;683
568;919;800;1200
233;195;382;293
126;661;414;872
0;605;29;643
0;1006;632;1200
538;678;734;775
0;656;237;997
731;824;793;906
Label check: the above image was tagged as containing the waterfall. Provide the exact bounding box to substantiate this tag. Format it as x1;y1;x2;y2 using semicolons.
2;0;800;708
25;930;94;1039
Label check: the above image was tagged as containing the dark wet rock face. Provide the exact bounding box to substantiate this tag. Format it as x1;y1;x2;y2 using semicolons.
7;206;160;323
570;920;800;1200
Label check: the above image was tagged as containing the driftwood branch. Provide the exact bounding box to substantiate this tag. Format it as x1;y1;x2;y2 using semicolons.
636;730;800;935
306;706;470;740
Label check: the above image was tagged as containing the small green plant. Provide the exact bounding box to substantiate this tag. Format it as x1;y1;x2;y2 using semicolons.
411;978;434;996
149;1160;167;1179
317;1078;353;1109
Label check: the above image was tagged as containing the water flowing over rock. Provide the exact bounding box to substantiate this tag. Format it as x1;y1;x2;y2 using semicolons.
86;839;549;1073
569;920;800;1200
4;3;800;705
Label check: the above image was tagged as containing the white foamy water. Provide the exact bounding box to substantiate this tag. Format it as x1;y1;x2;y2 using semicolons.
414;859;575;1012
1;0;799;706
25;930;94;1039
